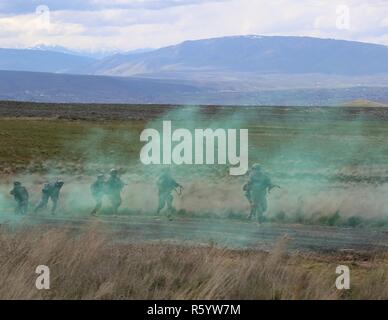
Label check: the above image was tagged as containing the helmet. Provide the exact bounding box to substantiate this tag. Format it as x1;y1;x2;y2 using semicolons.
110;169;118;176
14;181;21;186
55;180;64;187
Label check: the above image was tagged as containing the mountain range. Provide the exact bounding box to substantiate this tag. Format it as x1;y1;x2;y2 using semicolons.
0;48;95;73
1;35;388;105
83;35;388;77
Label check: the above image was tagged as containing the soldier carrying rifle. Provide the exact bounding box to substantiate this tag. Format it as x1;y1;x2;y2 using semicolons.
156;168;183;215
105;169;126;215
243;164;280;224
10;181;29;215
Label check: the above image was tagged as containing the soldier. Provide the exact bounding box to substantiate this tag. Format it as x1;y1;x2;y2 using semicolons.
34;180;64;215
50;180;64;214
243;164;279;223
156;168;183;215
90;174;106;216
105;169;125;215
10;181;29;215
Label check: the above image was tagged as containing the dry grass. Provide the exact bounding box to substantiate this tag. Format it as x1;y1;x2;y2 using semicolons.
0;224;387;300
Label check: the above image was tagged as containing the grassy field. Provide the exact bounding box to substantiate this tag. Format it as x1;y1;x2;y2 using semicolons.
1;104;388;226
0;224;387;300
2;115;388;176
1;103;388;299
0;119;146;173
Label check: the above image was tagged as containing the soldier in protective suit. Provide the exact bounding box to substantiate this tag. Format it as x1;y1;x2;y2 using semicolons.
156;168;183;215
34;180;64;215
90;174;106;216
243;164;279;223
10;181;29;215
105;169;125;215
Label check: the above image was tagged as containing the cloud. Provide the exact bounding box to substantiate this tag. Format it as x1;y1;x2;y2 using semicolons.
0;0;227;14
0;0;387;51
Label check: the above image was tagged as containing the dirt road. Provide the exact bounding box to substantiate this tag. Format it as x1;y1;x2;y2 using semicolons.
3;214;388;252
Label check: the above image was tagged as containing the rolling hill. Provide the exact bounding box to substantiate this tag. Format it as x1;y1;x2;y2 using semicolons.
0;70;205;104
1;70;387;106
341;99;388;107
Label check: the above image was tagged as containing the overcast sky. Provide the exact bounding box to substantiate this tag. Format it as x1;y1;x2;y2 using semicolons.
0;0;388;52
